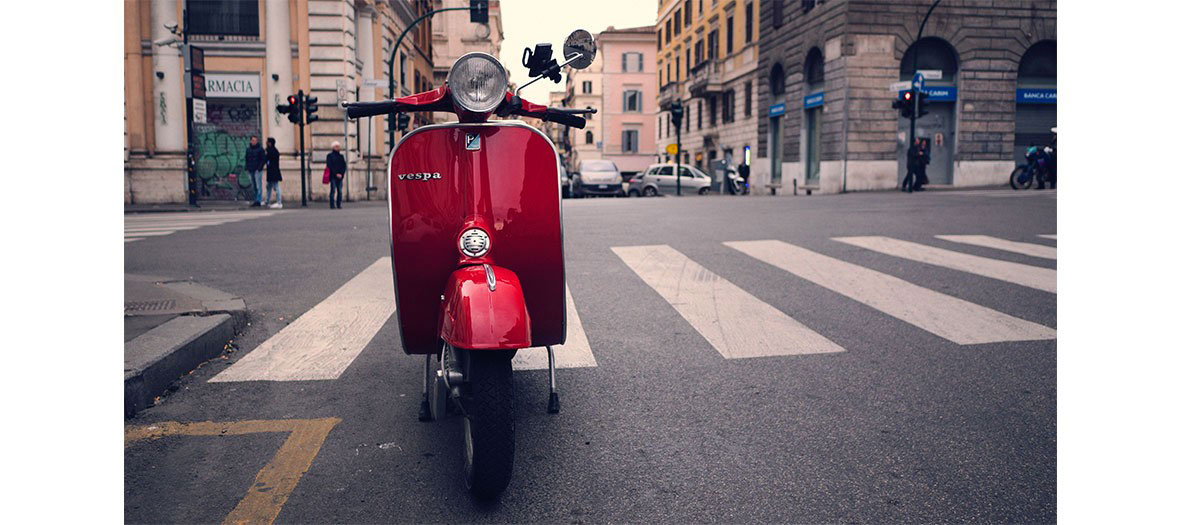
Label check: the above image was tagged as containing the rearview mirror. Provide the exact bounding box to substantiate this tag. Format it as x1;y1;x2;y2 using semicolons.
563;30;596;70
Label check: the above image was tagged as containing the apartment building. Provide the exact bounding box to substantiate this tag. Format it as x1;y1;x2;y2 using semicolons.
597;25;658;177
563;52;603;172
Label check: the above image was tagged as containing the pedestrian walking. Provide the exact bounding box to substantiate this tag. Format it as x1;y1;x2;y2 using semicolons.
326;141;347;209
902;137;920;192
264;137;283;208
914;138;930;192
244;136;267;206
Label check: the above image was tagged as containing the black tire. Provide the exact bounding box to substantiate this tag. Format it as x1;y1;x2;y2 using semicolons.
643;186;658;197
462;350;515;499
1010;167;1032;190
698;187;710;195
628;189;640;197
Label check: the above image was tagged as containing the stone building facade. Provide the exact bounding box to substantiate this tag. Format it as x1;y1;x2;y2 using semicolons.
124;0;435;205
655;0;762;184
755;0;1057;195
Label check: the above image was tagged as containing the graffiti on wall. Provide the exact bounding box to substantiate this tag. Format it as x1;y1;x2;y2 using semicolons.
193;100;261;200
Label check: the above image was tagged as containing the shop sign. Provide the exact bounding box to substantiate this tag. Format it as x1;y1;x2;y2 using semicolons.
898;86;957;102
192;98;207;124
803;92;824;109
768;103;785;117
1017;88;1056;104
205;73;261;99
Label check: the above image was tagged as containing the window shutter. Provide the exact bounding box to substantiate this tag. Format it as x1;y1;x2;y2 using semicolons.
638;53;643;72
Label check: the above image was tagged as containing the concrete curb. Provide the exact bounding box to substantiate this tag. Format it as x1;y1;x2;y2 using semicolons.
125;314;234;417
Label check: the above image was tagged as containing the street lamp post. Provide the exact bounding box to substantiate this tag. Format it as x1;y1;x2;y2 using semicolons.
908;0;942;148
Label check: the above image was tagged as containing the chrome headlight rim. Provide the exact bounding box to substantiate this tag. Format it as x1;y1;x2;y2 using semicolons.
446;52;508;114
458;227;491;258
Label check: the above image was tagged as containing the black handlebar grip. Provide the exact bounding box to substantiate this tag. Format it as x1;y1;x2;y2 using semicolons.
346;100;398;119
546;111;586;129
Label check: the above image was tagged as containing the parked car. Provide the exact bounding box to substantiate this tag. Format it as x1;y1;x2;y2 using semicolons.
572;159;624;197
628;163;713;196
559;164;571;198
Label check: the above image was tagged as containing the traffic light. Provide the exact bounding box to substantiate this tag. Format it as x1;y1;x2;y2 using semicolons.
669;102;684;129
396;112;410;131
915;91;930;118
470;0;488;24
892;90;914;119
303;95;319;124
278;94;301;124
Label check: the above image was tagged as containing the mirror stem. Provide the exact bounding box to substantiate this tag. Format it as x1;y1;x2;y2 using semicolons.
515;53;582;96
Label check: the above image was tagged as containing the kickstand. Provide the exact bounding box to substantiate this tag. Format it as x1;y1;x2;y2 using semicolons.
418;353;432;421
546;345;560;414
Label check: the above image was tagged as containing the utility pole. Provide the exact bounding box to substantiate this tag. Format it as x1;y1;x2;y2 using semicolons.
669;102;684;196
387;1;488;139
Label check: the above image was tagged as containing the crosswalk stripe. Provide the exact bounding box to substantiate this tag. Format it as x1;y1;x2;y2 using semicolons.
124;226;204;233
612;244;844;359
935;235;1057;260
210;257;396;382
1038;234;1056;240
512;286;598;370
833;236;1056;293
725;240;1056;345
125;230;201;238
125;238;144;243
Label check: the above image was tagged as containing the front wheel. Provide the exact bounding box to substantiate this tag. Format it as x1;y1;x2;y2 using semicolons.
1010;166;1032;190
462;350;515;499
698;187;711;195
643;186;658;197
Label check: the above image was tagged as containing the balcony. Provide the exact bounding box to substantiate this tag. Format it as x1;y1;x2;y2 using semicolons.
686;59;723;97
658;81;681;109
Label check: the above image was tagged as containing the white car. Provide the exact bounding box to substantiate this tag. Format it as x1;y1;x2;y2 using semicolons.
628;163;713;196
572;159;625;197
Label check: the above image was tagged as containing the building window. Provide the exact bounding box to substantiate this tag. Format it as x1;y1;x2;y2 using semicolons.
726;89;736;123
585;130;594;144
696;100;702;129
657;29;662;51
802;0;817;14
685;0;692;25
399;52;407;87
708;30;718;60
622;52;643;72
658;116;662;139
187;0;259;36
709;96;717;126
583;81;592;94
726;16;734;55
745;3;754;43
687;42;693;68
773;0;784;28
622;129;640;153
674;10;681;35
744;81;752;117
685;105;691;132
623;90;643;112
665;20;672;43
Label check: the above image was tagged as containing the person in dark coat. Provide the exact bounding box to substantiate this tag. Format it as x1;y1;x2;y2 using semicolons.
914;138;930;191
264;138;283;208
903;137;921;193
326;141;347;209
244;135;267;206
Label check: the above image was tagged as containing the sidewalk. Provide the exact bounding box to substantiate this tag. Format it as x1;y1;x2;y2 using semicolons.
124;200;259;214
124;274;247;417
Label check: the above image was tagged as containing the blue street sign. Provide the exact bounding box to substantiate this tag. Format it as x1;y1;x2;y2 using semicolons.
912;72;925;93
768;103;785;117
1016;88;1056;104
803;92;824;109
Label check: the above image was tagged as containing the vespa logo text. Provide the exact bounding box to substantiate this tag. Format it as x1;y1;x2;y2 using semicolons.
397;172;442;181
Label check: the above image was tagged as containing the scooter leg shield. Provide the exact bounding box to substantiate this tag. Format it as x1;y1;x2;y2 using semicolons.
438;265;532;350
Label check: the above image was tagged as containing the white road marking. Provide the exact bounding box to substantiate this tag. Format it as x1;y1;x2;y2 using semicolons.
210;257;396;382
124;211;275;241
725;240;1056;345
935;235;1057;260
125;238;144;243
612;244;844;358
834;236;1056;293
1038;234;1056;240
512;286;598;370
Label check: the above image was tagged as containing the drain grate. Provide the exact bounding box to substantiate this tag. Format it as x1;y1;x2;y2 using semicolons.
125;299;176;313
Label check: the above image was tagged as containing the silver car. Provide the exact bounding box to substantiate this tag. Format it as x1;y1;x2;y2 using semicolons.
573;159;625;197
628;163;713;197
559;164;571;198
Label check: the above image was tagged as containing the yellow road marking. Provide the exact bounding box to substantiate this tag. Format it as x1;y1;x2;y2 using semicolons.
125;417;341;524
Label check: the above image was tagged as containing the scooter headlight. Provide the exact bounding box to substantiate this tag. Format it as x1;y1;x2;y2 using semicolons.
447;52;508;114
458;228;490;257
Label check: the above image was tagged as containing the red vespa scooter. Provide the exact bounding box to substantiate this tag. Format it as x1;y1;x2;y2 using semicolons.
345;31;597;498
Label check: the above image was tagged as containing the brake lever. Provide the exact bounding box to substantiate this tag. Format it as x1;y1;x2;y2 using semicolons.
495;94;522;118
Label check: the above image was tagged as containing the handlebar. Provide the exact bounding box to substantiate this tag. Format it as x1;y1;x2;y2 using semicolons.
343;93;596;129
345;100;402;119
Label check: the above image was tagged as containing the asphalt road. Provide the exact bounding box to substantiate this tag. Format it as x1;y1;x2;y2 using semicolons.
125;189;1057;523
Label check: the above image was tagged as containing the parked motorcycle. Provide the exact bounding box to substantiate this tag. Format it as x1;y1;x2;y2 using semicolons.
344;31;597;499
1010;139;1056;190
725;167;749;195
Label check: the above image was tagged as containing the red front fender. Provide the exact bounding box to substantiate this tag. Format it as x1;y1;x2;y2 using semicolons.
438;265;532;350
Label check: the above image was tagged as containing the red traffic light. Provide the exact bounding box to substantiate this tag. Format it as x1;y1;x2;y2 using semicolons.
287;95;298;105
903;91;913;101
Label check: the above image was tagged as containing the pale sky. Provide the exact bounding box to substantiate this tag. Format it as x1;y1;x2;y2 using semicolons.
499;0;658;96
